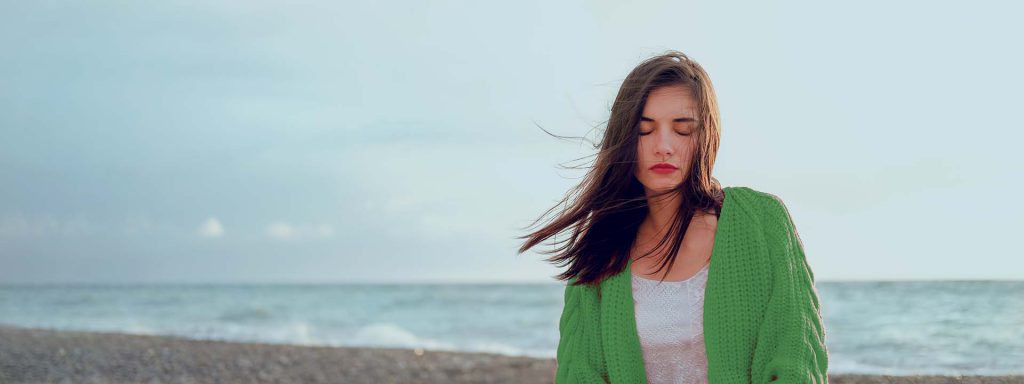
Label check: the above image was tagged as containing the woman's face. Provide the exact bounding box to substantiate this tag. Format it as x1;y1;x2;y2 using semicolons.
634;85;699;195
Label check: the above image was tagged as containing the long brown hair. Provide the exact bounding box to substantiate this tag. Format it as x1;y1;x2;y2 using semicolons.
517;50;724;288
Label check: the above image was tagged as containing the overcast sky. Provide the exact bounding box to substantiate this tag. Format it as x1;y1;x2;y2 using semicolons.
1;0;1021;284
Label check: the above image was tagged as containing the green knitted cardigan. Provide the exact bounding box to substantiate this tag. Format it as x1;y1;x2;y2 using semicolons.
555;186;829;383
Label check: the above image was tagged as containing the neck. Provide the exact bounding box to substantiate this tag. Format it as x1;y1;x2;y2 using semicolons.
641;191;683;239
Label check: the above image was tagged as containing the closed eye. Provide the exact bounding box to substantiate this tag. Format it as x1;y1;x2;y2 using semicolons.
638;131;690;136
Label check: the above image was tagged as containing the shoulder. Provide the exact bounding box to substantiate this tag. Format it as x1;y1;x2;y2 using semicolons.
722;185;791;222
724;185;785;206
734;187;802;251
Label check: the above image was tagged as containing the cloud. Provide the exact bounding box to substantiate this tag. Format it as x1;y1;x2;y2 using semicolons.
264;221;335;241
197;217;225;238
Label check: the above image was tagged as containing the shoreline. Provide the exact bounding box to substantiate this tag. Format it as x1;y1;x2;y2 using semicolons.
1;325;1021;383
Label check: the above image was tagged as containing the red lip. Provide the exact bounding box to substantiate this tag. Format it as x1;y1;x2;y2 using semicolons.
650;163;678;170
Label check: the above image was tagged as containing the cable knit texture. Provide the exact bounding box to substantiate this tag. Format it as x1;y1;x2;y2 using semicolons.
554;186;829;383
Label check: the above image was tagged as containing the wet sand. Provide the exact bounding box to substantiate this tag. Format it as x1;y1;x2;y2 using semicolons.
0;325;1020;383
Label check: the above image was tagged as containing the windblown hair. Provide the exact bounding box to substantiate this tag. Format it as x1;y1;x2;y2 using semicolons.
517;50;724;288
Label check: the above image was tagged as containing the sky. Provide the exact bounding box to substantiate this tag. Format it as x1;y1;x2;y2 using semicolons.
1;0;1021;284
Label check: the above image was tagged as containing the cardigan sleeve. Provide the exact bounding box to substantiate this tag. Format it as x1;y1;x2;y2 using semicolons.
753;194;830;383
555;279;610;384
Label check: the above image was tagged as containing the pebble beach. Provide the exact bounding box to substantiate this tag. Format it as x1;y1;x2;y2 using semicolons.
1;325;1021;384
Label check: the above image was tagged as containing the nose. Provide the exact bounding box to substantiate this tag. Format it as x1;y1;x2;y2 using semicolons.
654;133;673;158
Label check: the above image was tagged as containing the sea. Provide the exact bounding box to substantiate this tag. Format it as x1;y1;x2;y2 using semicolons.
1;280;1022;376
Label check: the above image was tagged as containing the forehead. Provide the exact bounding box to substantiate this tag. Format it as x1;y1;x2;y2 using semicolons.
642;85;697;117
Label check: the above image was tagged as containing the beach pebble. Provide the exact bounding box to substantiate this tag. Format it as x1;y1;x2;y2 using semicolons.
1;325;1020;384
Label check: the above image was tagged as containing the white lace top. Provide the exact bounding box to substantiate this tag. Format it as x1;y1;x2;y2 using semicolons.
631;263;710;384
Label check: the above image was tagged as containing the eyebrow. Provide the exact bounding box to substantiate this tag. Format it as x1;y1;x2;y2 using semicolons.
640;116;696;122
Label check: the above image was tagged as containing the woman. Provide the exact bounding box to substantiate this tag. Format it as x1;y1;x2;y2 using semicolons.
517;51;829;383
